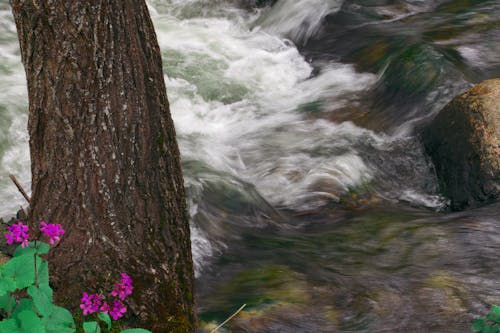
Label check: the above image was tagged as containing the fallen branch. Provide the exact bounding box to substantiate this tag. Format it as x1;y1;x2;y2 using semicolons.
210;304;247;333
9;174;31;204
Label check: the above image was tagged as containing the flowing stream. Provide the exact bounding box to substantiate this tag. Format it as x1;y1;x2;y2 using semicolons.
1;0;499;332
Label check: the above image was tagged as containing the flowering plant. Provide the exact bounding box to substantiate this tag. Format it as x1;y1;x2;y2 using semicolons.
0;221;151;333
5;222;29;248
80;272;134;329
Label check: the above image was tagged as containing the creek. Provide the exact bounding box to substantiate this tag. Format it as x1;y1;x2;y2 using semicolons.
0;0;499;331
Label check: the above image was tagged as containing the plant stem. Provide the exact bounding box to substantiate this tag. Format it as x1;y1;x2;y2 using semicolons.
209;304;246;333
34;240;38;287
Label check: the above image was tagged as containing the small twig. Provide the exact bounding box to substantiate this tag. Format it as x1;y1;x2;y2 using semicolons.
210;304;246;333
9;174;30;204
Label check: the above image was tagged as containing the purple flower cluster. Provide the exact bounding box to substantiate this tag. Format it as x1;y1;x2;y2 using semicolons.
109;300;127;320
80;273;133;320
111;273;133;300
4;221;65;248
40;221;65;245
80;293;127;320
5;222;29;248
80;293;105;316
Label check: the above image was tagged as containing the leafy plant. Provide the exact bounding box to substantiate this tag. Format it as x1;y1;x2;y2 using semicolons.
0;221;152;333
471;305;500;333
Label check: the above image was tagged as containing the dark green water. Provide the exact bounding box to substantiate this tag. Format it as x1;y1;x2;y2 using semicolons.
198;202;500;332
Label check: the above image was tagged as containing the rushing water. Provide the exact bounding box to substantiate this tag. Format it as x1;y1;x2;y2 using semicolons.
0;0;499;332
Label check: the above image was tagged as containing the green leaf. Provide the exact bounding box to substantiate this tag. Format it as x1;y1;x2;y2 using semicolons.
13;245;36;258
484;325;500;333
14;242;50;257
11;299;35;318
0;293;16;313
493;305;500;315
42;306;76;333
487;311;500;324
27;285;53;317
16;310;45;333
3;255;37;290
0;276;16;296
37;261;49;287
0;318;20;333
472;318;485;332
97;313;111;330
83;321;100;333
120;330;152;333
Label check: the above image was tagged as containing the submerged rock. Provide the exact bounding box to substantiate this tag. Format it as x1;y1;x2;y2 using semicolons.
422;79;500;210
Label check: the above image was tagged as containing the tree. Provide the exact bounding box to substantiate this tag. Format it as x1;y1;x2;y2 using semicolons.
10;0;196;331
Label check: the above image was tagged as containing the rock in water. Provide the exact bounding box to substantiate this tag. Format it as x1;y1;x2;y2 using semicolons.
422;79;500;210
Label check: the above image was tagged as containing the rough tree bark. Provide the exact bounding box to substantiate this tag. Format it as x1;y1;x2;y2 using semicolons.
10;0;196;331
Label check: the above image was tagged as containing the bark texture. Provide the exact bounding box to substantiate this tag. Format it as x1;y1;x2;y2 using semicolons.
10;0;196;331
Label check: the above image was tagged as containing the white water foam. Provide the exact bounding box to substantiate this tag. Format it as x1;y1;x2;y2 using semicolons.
399;190;449;210
154;10;378;212
0;8;30;218
255;0;344;43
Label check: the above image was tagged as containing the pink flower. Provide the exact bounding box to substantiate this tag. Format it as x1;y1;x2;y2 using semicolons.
111;273;133;300
5;221;29;248
109;300;127;320
80;293;103;316
79;273;133;320
40;221;65;245
100;302;110;314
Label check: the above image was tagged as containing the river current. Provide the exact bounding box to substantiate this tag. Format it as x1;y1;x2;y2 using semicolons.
0;0;499;332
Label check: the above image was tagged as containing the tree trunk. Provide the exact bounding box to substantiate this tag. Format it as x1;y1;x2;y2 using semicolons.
10;0;196;331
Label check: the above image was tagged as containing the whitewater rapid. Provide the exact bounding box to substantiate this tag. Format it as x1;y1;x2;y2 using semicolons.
0;0;447;274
